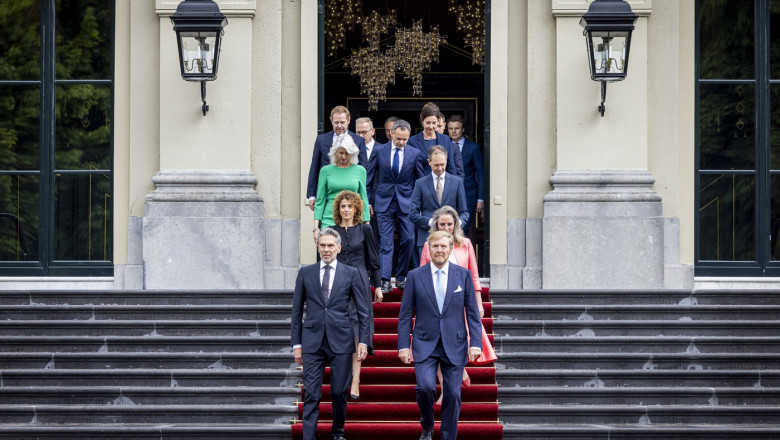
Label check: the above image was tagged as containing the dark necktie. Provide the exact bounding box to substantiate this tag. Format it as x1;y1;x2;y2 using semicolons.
322;265;331;303
392;147;400;178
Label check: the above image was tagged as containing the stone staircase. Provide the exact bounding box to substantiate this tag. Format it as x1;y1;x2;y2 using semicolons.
492;289;780;439
0;290;300;440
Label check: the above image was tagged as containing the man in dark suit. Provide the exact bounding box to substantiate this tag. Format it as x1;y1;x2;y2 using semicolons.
398;231;483;440
306;106;368;210
409;145;470;265
447;115;484;235
367;119;425;293
291;228;370;440
355;116;381;247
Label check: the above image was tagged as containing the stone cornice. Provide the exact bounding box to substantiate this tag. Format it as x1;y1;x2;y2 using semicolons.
552;0;652;18
156;0;256;18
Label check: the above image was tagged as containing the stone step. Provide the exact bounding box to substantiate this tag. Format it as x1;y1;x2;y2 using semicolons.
0;352;297;370
494;352;780;370
0;304;293;321
492;304;780;321
0;335;292;353
0;320;291;337
491;290;780;306
0;404;298;424
497;404;780;424
497;386;780;405
495;369;779;388
494;336;780;353
0;369;302;388
0;386;300;405
491;319;780;337
0;290;294;306
0;424;292;440
500;424;780;439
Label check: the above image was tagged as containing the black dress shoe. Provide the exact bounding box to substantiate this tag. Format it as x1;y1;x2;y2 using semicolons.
419;430;433;440
396;279;405;290
381;280;392;293
333;436;346;440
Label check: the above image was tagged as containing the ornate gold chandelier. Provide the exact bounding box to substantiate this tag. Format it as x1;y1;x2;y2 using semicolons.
324;0;363;57
449;0;485;67
346;11;397;111
393;20;446;96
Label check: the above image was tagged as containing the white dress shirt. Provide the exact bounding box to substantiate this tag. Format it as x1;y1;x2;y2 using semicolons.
392;145;404;171
366;139;375;160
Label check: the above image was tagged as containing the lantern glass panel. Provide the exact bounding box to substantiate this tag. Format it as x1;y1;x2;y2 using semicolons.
587;31;629;79
178;30;219;80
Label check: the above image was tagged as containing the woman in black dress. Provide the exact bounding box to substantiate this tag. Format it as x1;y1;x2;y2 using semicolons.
331;190;383;400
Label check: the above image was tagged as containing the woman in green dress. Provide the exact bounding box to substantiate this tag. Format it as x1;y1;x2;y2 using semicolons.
312;135;371;242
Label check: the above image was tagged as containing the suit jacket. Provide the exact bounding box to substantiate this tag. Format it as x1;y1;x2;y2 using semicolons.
406;132;465;179
306;131;367;199
397;263;482;366
367;142;425;214
290;261;370;354
409;172;470;247
459;138;484;208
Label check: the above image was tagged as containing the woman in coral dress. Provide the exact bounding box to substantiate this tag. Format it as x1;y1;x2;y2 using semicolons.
419;205;497;404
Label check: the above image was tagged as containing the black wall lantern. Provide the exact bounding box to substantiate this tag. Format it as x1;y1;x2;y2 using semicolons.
171;0;228;116
580;0;637;117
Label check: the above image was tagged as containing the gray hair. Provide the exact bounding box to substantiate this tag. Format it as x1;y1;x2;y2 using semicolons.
318;227;342;246
384;116;399;125
355;117;373;129
428;145;447;160
429;205;465;246
393;119;412;133
328;135;360;166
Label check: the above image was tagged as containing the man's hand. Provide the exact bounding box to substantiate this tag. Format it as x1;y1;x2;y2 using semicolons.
308;199;315;211
294;347;303;365
398;348;412;364
373;287;383;303
476;200;484;214
468;348;481;363
369;205;374;216
356;343;368;362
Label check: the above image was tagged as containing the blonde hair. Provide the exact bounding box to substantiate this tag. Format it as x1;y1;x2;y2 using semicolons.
427;230;454;248
328;135;360;166
429;205;465;246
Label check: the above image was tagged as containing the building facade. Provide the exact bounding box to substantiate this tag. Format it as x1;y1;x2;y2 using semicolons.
4;0;767;291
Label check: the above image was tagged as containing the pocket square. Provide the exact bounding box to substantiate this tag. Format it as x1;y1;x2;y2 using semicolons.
454;285;463;293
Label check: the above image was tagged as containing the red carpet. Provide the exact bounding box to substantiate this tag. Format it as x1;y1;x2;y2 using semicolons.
291;288;502;439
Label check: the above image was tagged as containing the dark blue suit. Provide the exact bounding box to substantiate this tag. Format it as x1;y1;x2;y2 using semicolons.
367;142;425;281
397;263;483;440
406;132;465;179
291;261;369;440
306;131;367;199
409;172;470;258
458;138;484;233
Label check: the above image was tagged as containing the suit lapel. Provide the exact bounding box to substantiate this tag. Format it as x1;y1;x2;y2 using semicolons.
424;176;440;207
308;264;325;307
328;263;346;304
441;266;459;314
420;264;440;316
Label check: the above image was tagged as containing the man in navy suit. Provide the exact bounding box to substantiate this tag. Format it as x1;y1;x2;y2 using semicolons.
409;145;470;265
356;117;381;246
306;106;368;210
398;231;483;440
367;119;424;293
447;115;484;235
291;228;370;440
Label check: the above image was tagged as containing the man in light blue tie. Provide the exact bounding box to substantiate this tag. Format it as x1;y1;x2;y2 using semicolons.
397;230;483;440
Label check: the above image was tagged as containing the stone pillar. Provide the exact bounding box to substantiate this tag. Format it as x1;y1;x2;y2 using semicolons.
143;1;264;290
143;170;264;289
542;1;692;289
543;170;664;289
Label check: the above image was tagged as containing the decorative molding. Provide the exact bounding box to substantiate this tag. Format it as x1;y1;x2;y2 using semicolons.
552;0;651;18
156;0;256;17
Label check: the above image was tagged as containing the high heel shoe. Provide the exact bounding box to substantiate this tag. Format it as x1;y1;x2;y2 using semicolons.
349;394;360;401
462;372;471;387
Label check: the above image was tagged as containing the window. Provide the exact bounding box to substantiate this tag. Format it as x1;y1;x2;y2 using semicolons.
0;0;113;276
